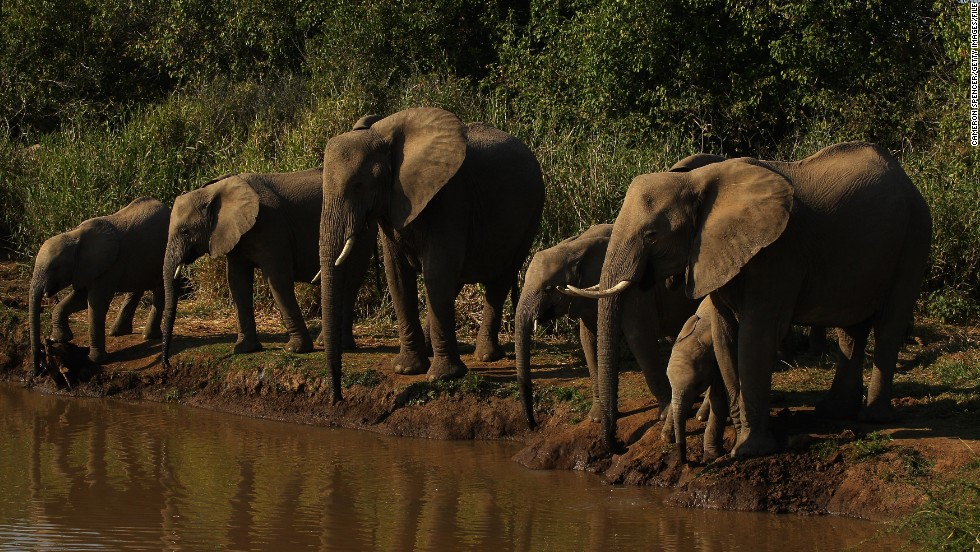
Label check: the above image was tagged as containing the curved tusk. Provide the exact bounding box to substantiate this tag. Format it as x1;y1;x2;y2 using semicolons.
311;270;321;284
334;237;355;267
174;264;183;280
564;280;632;299
533;320;538;333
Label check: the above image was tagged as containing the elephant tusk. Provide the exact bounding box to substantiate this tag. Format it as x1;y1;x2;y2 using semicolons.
174;264;183;280
335;237;355;267
311;270;321;284
564;280;632;299
533;320;538;333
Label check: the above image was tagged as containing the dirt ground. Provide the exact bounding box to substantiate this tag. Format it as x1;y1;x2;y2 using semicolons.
2;261;977;522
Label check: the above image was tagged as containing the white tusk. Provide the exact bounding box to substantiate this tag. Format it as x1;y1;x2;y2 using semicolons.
335;237;355;266
564;280;632;299
583;284;601;291
533;320;538;333
311;270;321;284
174;264;183;280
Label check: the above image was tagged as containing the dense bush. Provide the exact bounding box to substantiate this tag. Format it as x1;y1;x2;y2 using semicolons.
0;0;977;310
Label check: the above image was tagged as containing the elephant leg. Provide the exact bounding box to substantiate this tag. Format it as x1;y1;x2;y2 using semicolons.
703;381;730;462
382;236;428;375
622;297;670;420
731;311;782;458
863;254;926;422
143;286;164;339
579;318;603;423
227;256;262;354
86;288;113;364
423;272;466;381
816;320;870;419
265;268;313;354
50;289;87;343
109;291;141;336
709;299;742;440
474;279;510;362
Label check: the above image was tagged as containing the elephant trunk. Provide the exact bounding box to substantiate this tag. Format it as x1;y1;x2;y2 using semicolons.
595;228;643;451
28;269;45;376
672;390;693;463
321;200;360;403
160;240;183;367
514;290;540;429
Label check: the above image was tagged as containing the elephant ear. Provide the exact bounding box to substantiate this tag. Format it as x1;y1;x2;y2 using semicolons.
352;114;383;130
370;107;467;230
205;176;260;257
72;219;119;288
668;153;727;173
685;160;794;299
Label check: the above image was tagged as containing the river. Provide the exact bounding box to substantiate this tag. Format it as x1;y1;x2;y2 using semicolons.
0;383;891;550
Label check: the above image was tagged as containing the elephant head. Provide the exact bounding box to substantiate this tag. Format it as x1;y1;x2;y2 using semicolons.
666;301;717;463
515;224;611;428
29;221;118;375
161;176;259;365
572;159;794;448
319;107;467;402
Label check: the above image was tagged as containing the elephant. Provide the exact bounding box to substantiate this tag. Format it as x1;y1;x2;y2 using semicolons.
664;297;731;463
514;227;701;428
161;168;375;365
28;197;169;375
569;142;931;457
319;107;544;401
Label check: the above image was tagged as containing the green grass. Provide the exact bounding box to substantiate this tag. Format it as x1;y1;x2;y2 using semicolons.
844;431;893;461
898;458;980;551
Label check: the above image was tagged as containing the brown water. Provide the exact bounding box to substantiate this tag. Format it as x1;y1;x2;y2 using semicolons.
0;383;891;551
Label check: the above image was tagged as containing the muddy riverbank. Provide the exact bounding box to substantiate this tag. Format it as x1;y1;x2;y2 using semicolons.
1;261;977;523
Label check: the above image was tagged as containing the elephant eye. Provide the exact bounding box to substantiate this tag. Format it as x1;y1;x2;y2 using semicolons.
642;229;657;241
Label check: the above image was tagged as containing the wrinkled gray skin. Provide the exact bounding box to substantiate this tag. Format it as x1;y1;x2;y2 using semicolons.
514;222;699;428
664;297;731;463
29;197;169;375
161;168;374;365
320;108;544;401
590;142;931;457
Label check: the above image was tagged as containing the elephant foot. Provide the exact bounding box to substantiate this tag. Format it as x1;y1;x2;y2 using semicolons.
233;338;263;355
474;340;505;363
49;326;73;343
427;357;468;382
109;321;133;337
284;336;314;354
859;400;897;423
731;430;778;458
588;403;603;424
88;348;109;364
314;331;324;346
702;447;724;463
143;326;162;340
392;351;429;375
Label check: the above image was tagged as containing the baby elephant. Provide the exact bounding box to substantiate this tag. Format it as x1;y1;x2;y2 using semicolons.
665;297;730;463
161;168;375;365
29;197;169;375
514;224;699;428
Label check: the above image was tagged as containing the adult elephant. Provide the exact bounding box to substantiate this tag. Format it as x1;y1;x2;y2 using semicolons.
161;169;374;366
570;142;931;457
29;197;169;375
319;107;544;401
515;154;722;428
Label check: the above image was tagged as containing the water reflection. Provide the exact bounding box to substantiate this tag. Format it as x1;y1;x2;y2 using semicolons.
0;384;889;550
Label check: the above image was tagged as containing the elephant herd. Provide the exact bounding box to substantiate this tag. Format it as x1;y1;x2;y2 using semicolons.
27;107;932;461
